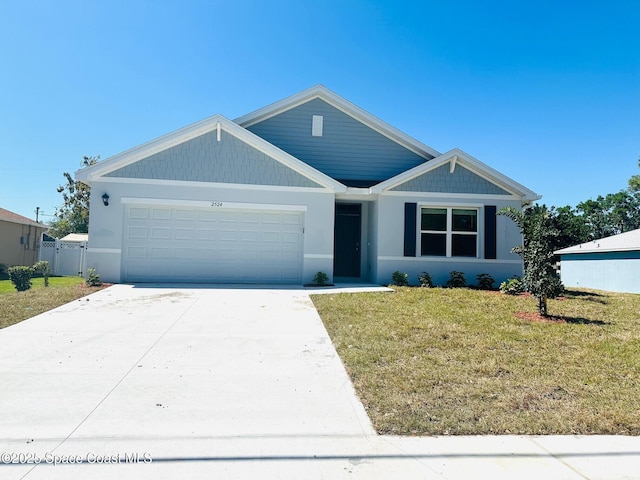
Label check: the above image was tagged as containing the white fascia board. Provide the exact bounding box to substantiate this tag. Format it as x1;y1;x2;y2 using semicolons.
75;113;346;192
234;85;442;160
372;148;541;202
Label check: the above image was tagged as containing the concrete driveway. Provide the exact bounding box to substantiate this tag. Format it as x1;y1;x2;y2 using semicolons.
1;284;639;479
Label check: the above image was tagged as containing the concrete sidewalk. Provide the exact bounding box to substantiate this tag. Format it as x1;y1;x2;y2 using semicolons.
0;284;638;479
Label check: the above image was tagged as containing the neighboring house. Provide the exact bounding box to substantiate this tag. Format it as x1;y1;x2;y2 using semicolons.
555;229;640;294
76;85;539;285
0;207;48;268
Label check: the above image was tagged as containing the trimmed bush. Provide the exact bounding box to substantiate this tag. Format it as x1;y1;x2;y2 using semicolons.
499;276;525;295
391;271;409;287
313;271;329;286
476;273;495;290
8;266;34;291
417;271;434;288
445;271;466;288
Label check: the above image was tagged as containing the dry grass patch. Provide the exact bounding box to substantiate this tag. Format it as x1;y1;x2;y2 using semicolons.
0;277;106;329
312;287;640;435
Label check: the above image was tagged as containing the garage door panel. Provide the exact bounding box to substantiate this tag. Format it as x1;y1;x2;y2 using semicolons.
150;247;171;257
151;227;171;240
175;228;195;240
283;232;301;244
175;209;195;221
128;226;147;239
151;208;172;220
128;207;149;219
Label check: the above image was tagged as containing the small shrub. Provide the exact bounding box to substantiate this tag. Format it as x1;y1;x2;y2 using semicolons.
391;271;409;287
499;276;525;295
85;268;103;287
313;271;329;286
8;266;34;292
32;260;52;287
445;271;466;288
417;271;433;288
476;273;495;290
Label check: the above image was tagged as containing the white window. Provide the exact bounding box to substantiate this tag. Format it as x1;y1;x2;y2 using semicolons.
420;207;478;257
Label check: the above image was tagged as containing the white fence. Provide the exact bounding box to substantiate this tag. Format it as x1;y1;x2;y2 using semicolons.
39;240;88;277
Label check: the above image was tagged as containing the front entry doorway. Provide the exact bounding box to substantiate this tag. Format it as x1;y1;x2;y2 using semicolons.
334;203;361;277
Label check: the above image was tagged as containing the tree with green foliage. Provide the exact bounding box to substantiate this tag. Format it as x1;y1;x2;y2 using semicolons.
550;205;591;250
628;157;640;192
576;190;640;240
499;205;563;317
48;156;99;238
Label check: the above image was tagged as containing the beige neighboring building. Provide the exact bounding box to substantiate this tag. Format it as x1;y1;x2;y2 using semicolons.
0;208;48;268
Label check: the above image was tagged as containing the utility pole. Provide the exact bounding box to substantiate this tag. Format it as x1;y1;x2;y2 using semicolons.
35;207;40;222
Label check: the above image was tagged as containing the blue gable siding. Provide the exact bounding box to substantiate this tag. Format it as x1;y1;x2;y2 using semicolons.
391;164;511;195
105;130;322;188
245;98;431;184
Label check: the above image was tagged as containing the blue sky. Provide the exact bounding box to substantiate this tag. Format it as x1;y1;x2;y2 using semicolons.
1;0;638;222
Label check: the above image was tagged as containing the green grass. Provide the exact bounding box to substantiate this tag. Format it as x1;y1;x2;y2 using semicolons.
312;287;640;435
0;277;106;329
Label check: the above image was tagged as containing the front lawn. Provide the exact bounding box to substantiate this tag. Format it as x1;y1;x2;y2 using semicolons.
0;277;106;329
312;287;640;435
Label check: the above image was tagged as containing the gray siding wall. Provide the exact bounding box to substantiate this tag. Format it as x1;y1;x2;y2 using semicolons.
106;130;322;188
392;164;511;195
246;98;431;183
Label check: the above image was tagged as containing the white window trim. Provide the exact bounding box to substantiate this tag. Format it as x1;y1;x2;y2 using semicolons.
418;206;480;258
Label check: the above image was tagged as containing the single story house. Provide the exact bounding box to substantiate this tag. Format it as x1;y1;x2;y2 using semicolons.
76;85;539;285
555;229;640;294
0;207;48;269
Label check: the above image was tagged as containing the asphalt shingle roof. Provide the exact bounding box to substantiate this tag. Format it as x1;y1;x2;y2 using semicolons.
0;207;42;227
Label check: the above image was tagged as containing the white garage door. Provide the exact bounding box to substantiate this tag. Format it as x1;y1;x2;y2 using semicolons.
123;205;304;283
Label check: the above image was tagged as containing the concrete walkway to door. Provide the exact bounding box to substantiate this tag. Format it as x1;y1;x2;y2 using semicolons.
0;284;638;479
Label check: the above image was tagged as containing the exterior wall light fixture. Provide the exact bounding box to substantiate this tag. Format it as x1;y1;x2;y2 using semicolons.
102;193;110;206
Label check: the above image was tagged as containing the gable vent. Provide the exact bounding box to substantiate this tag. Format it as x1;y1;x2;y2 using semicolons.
312;115;323;137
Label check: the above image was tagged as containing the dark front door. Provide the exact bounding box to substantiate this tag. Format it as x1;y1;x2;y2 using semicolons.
334;203;361;277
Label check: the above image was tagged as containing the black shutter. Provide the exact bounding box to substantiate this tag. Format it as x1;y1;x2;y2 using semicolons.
484;205;497;259
404;203;417;257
